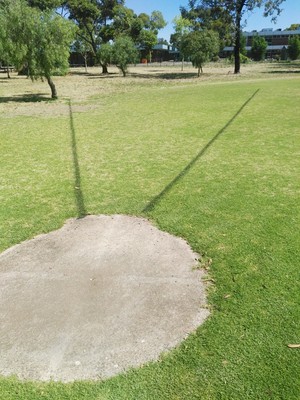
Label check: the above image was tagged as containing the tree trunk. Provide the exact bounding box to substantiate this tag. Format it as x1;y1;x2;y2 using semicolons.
6;67;11;79
234;10;242;74
197;64;203;77
121;67;126;77
84;55;88;73
46;76;57;99
102;64;108;74
181;56;184;71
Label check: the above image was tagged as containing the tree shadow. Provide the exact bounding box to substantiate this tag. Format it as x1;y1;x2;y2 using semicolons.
70;68;199;80
129;72;198;80
68;99;87;218
142;89;260;213
87;73;121;79
0;94;51;103
70;70;102;77
265;62;300;74
265;70;300;74
69;69;120;79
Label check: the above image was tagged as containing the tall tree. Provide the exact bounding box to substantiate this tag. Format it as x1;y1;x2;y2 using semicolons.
28;11;75;98
137;11;167;63
171;16;192;70
66;0;124;73
182;0;285;73
180;0;233;50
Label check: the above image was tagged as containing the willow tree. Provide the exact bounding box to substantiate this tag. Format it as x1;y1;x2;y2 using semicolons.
0;0;75;98
27;11;76;98
0;0;29;77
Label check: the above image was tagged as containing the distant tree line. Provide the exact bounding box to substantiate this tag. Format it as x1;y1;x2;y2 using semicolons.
0;0;296;97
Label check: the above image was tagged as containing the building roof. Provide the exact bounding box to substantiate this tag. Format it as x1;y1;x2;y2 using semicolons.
244;28;300;37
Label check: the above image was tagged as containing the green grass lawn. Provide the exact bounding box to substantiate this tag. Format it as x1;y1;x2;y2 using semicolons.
0;64;299;399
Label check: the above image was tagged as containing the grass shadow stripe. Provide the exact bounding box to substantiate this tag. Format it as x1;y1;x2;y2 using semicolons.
142;89;260;213
69;99;87;218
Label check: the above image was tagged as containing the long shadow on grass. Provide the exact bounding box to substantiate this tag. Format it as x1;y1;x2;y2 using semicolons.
0;94;50;103
143;89;260;213
130;72;198;80
69;99;87;218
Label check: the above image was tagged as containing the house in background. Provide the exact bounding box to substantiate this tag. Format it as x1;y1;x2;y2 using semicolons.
222;26;300;59
139;43;180;63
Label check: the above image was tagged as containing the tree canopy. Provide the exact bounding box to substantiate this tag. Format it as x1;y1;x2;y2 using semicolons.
251;34;268;61
64;2;166;71
0;0;76;98
182;29;219;76
111;36;138;76
181;0;285;73
287;35;300;60
286;23;300;31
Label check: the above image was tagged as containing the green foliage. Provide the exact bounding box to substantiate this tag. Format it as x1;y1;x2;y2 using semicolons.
240;52;250;63
149;10;167;34
251;35;268;61
97;42;113;66
112;5;135;37
26;0;63;10
0;0;76;97
287;35;300;60
65;2;165;71
138;12;151;29
138;29;157;62
182;29;219;75
73;37;93;70
182;0;286;73
281;45;288;60
27;12;76;79
171;15;192;58
111;36;138;76
0;0;29;69
129;17;144;42
180;0;233;49
286;23;300;31
229;52;250;64
240;33;247;55
66;0;124;58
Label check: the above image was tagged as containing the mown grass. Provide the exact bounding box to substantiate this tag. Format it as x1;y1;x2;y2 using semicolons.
0;65;299;399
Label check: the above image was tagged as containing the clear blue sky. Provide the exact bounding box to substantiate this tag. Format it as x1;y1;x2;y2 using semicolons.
125;0;300;41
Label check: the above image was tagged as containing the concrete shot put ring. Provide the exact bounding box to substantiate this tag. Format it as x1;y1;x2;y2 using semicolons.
0;215;209;382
